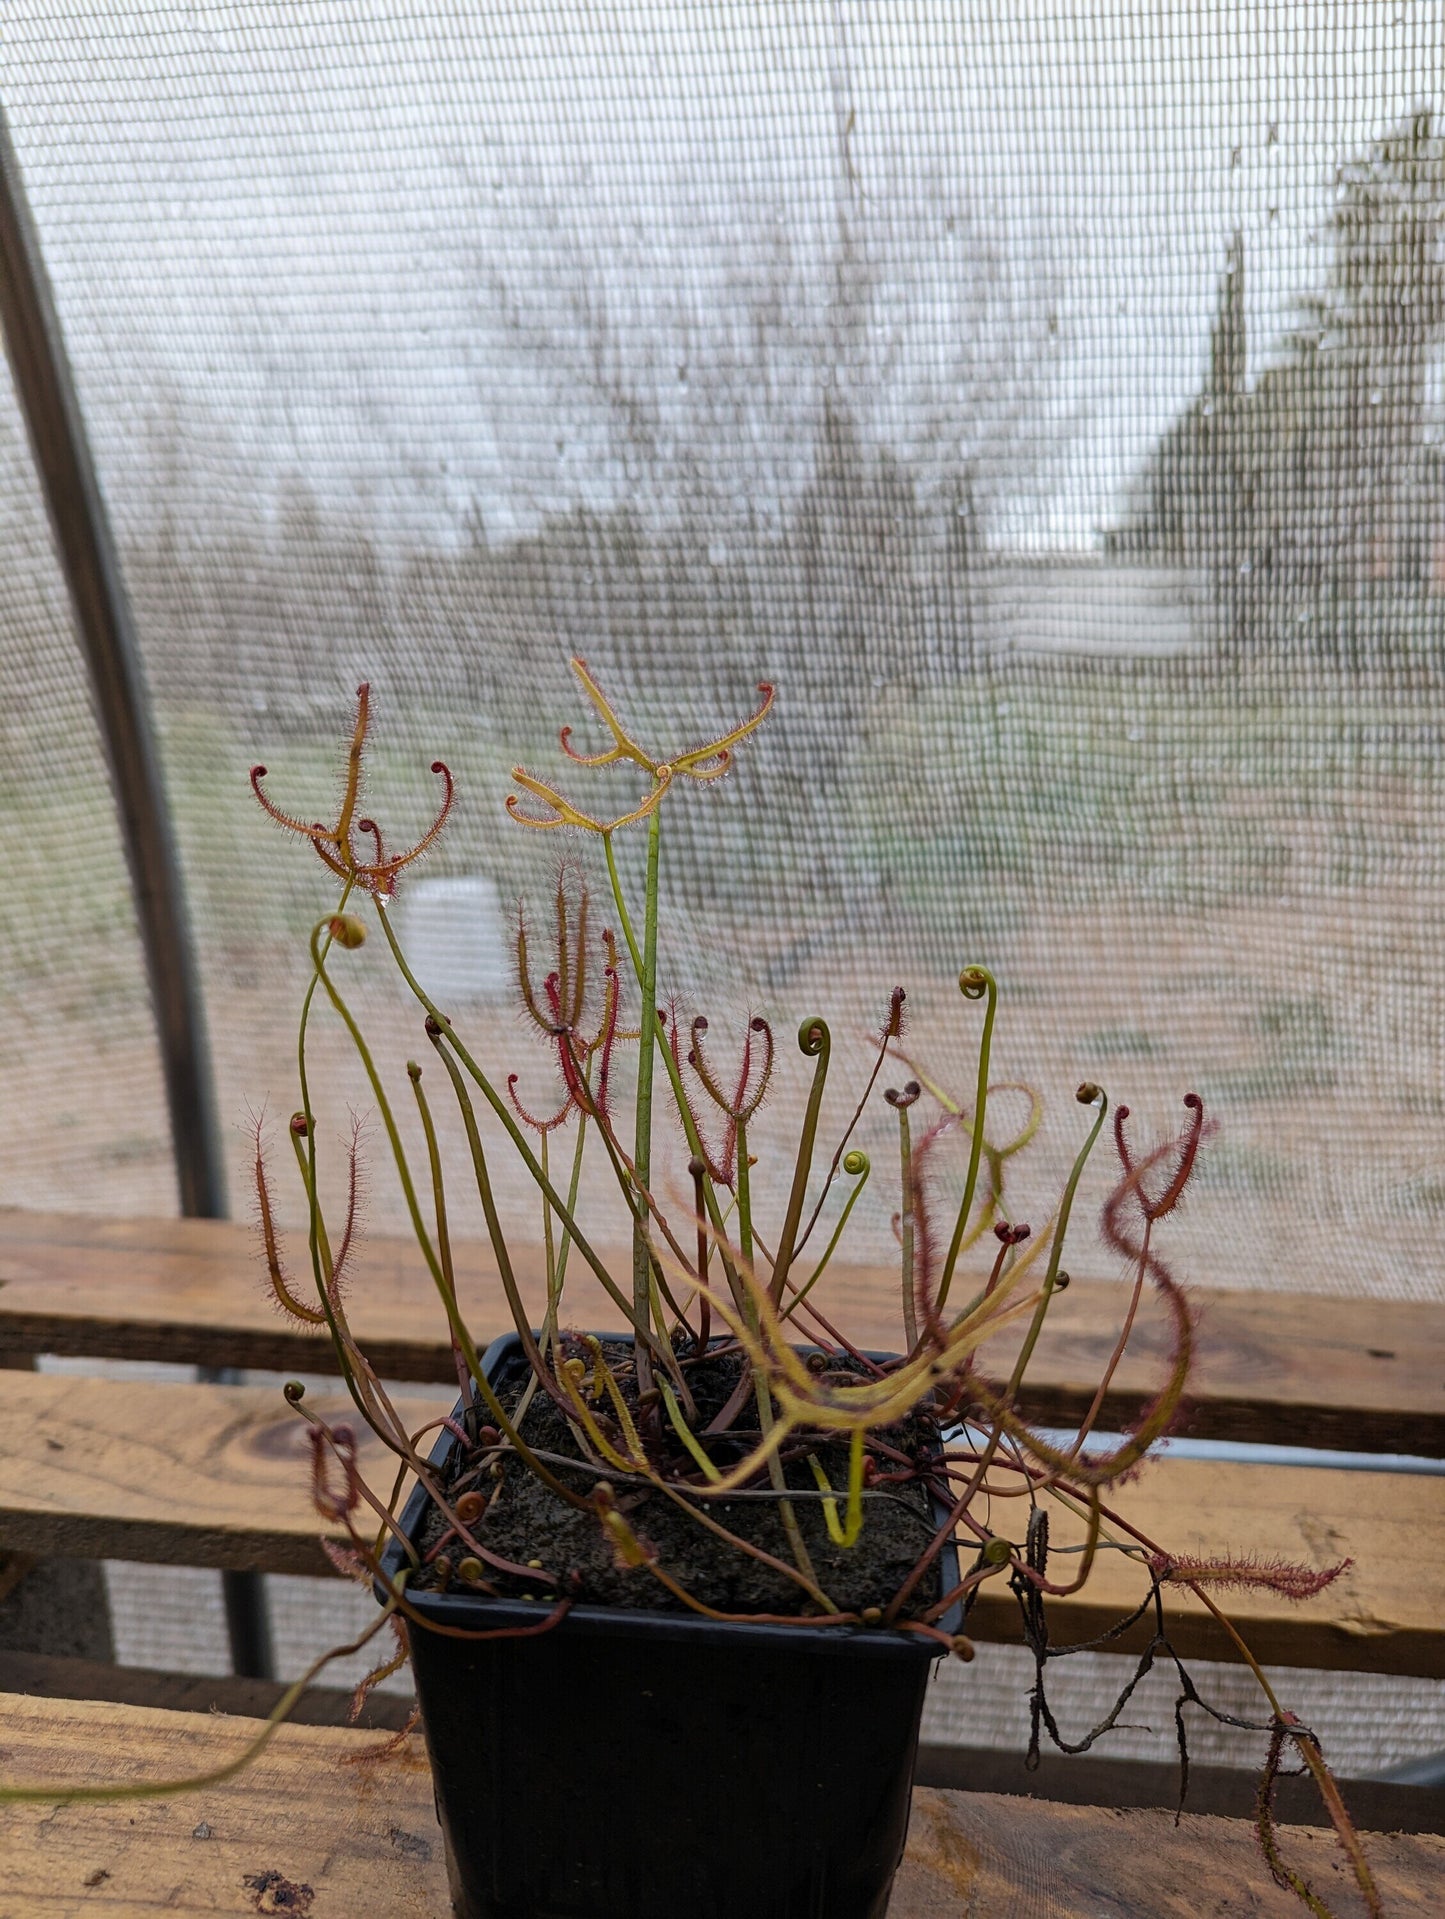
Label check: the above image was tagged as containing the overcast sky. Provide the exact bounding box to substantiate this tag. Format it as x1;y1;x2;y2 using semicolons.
4;1;1442;547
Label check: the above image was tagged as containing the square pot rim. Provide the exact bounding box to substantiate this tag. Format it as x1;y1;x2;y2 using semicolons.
377;1330;963;1656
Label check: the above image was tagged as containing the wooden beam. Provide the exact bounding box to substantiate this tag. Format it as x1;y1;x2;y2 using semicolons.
0;1368;438;1577
915;1743;1445;1836
2;1651;1436;1836
0;1692;445;1916
0;1370;1438;1676
1;1208;1440;1453
961;1451;1445;1678
0;1694;1438;1918
0;1647;413;1732
894;1785;1444;1918
0;1654;1434;1833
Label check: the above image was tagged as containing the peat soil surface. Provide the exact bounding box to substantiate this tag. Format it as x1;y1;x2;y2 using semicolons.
411;1340;947;1620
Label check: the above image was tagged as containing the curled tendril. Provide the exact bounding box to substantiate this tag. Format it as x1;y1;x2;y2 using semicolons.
799;1015;830;1058
679;1013;775;1188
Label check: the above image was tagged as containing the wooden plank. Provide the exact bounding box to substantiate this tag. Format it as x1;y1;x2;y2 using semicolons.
893;1786;1445;1917
2;1207;1441;1454
0;1652;1433;1832
0;1691;445;1917
0;1368;441;1577
0;1694;1439;1917
915;1743;1445;1836
0;1647;1436;1833
963;1452;1445;1678
0;1648;413;1732
0;1371;1439;1675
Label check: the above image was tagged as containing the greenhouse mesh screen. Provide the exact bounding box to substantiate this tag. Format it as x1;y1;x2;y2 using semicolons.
3;3;1445;1756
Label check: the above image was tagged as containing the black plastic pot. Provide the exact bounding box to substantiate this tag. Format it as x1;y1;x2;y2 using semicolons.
380;1334;960;1919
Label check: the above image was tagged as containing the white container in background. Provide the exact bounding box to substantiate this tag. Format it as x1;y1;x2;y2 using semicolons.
394;875;511;1005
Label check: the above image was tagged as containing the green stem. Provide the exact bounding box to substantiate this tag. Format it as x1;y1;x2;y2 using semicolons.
768;1018;831;1306
778;1152;870;1324
603;833;746;1315
898;1103;917;1351
540;1130;557;1345
553;1103;590;1307
1004;1086;1108;1401
602;827;828;1598
308;918;577;1499
662;1381;722;1482
372;900;676;1376
294;889;392;1438
735;1116;754;1282
307;918;442;1289
936;966;998;1316
631;812;662;1387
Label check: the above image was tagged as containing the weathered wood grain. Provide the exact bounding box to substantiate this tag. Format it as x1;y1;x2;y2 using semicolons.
2;1655;1436;1835
916;1742;1444;1836
0;1694;1438;1917
0;1368;440;1576
893;1786;1444;1917
962;1452;1445;1678
0;1648;414;1732
1;1207;1440;1453
0;1370;1438;1674
0;1691;445;1916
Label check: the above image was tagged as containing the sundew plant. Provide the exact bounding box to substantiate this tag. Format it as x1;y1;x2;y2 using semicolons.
236;663;1381;1918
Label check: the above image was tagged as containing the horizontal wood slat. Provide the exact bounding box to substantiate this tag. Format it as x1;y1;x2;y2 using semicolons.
0;1694;1439;1917
915;1742;1445;1836
0;1647;415;1732
0;1370;1438;1676
0;1692;444;1917
0;1653;1435;1833
0;1652;1435;1833
963;1453;1445;1678
0;1368;439;1577
1;1208;1440;1453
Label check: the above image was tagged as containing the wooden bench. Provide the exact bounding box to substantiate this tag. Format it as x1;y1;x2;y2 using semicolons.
2;1693;1441;1917
0;1205;1441;1901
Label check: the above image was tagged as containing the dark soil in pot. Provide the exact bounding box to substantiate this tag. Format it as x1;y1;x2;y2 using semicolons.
408;1336;947;1618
